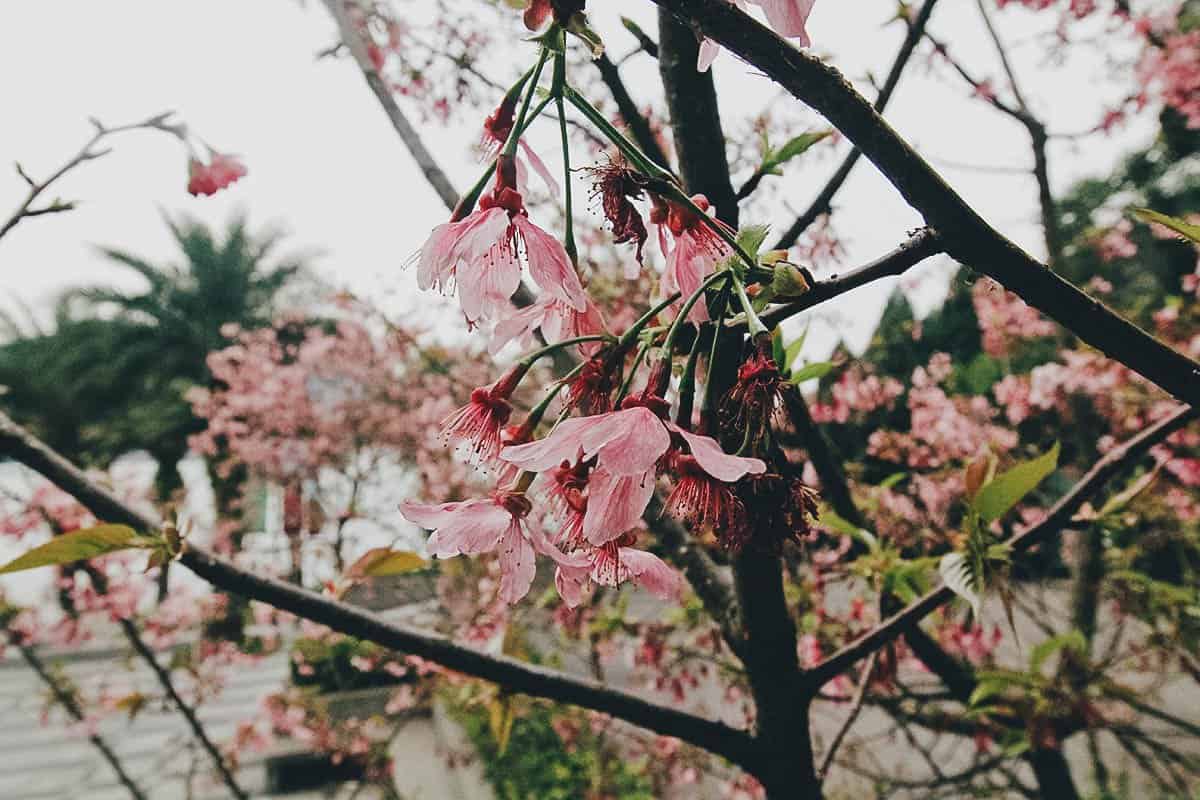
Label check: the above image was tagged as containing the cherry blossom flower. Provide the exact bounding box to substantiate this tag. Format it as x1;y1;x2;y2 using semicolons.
187;152;247;196
489;294;607;356
416;155;587;323
400;490;579;603
652;194;732;324
554;533;682;608
501;399;765;543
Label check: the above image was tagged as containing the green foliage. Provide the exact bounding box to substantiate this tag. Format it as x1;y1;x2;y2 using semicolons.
0;525;160;574
0;214;308;498
758;130;831;176
972;443;1060;525
455;701;655;800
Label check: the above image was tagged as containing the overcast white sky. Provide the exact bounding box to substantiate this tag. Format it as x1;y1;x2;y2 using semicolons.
0;1;1160;354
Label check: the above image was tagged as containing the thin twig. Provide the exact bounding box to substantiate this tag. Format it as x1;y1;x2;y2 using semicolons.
817;651;876;781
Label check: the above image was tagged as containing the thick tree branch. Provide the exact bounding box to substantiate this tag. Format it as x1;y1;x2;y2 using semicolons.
773;0;941;249
651;0;1200;408
0;411;759;772
752;227;943;330
805;404;1197;688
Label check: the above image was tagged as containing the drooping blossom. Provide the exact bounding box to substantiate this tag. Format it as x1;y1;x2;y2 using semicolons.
501;397;765;544
440;364;529;464
652;194;732;324
698;0;817;71
554;532;682;608
479;94;559;197
490;294;607;356
416;155;587;323
187;152;247;196
400;491;579;603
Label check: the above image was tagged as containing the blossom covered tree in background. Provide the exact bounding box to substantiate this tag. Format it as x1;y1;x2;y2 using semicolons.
1;1;1200;798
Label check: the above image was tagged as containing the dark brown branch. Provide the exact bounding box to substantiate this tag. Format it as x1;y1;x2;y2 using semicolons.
805;404;1197;688
9;632;148;800
593;54;673;170
0;410;759;772
752;227;943;331
321;0;459;211
650;0;1200;408
773;0;941;248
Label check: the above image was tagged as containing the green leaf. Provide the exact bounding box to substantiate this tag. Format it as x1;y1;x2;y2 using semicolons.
972;443;1060;524
1030;630;1087;673
879;472;908;490
1131;208;1200;245
736;224;771;260
969;675;1016;706
345;548;429;580
761;131;831;174
0;525;157;574
783;325;810;371
939;551;982;618
789;361;834;384
770;327;787;368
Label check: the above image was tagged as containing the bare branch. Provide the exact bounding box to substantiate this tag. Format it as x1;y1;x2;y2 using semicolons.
7;631;148;800
817;651;876;782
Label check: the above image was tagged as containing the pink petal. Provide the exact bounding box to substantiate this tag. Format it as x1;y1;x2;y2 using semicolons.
668;425;767;482
579;407;671;476
497;522;537;604
400;498;510;558
519;140;560;198
489;301;548;355
662;233;711;324
697;38;721;72
753;0;815;45
583;468;655;545
555;564;591;608
620;548;682;601
416;222;460;291
514;216;588;311
457;238;521;322
529;527;592;568
501;414;600;471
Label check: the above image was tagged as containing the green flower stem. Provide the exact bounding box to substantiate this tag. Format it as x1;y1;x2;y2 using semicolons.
701;282;733;420
729;271;767;337
523;360;586;432
661;270;734;359
455;96;552;219
562;86;672;182
503;48;551;159
616;293;682;351
518;335;613;369
614;340;652;408
553;52;577;265
675;328;705;429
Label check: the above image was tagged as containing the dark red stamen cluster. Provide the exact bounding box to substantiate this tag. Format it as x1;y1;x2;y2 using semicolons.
568;355;618;414
723;341;784;447
588;159;649;263
732;472;820;552
665;452;747;536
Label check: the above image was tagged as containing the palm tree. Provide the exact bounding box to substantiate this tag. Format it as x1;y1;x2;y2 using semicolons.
0;214;309;499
